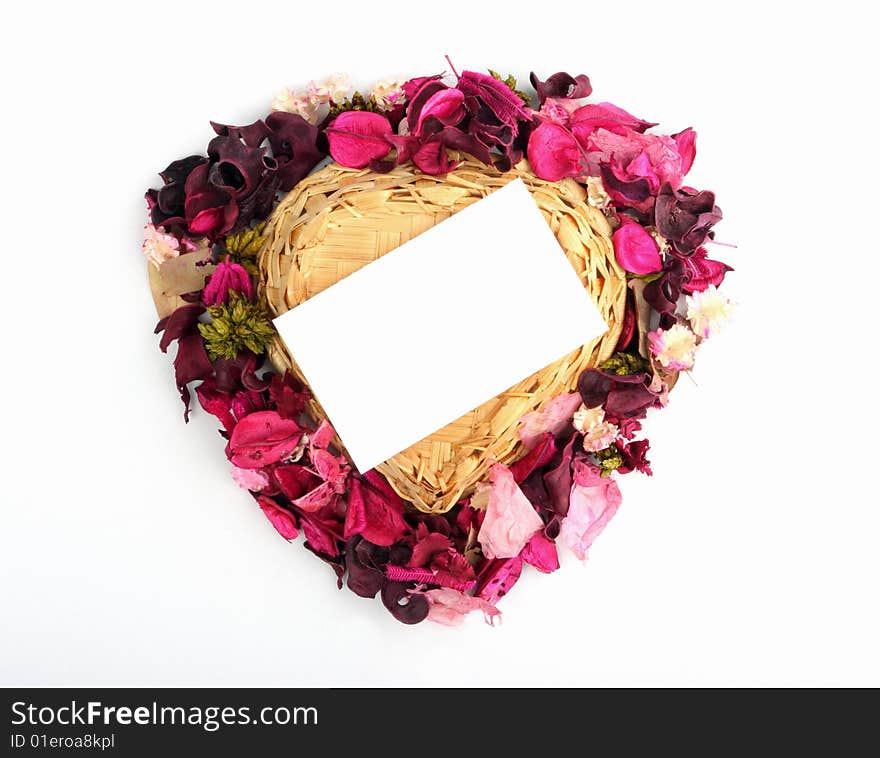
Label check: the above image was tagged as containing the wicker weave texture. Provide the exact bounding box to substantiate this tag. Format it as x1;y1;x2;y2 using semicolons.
259;157;626;512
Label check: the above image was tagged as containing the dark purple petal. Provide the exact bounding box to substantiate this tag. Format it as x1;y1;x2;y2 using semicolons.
381;581;429;624
458;70;531;127
206;134;268;201
183;163;238;239
654;183;722;256
618;439;652;475
264;111;326;191
209;119;270;148
346;538;387;598
155;304;204;353
577;369;613;409
529;71;592;104
173;333;213;421
543;433;577;517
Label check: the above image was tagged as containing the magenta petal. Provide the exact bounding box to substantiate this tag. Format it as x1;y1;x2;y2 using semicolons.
527;122;583;181
521;532;560;573
256;495;299;541
326;111;393;169
570;102;656;136
343;476;408;547
227;410;302;469
612;217;663;274
412;140;458;175
475;556;523;604
274;464;321;501
202;259;253;305
415;88;465;134
299;513;340;557
673;128;697;175
681;246;733;293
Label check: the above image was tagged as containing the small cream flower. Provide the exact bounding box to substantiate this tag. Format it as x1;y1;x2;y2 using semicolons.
142;224;180;268
585;176;611;208
648;323;697;371
686;285;734;339
573;404;605;434
370;78;406;111
573;405;619;453
308;74;350;105
270;87;319;123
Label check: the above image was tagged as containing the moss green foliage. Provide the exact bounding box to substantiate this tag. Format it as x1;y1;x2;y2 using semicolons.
328;91;381;119
222;222;266;275
198;292;275;360
599;352;651;376
595;444;623;476
488;70;531;105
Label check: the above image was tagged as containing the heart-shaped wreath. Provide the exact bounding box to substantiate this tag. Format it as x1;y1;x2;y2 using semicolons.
143;64;732;626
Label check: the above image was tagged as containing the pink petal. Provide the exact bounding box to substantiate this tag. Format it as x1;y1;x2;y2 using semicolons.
527;122;583;181
422;588;501;627
232;466;269;492
294;481;340;513
612;217;663;274
517;392;582;450
326;111;392;168
478;464;544;559
559;460;622;560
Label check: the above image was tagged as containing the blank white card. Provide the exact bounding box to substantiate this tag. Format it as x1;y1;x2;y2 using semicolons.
273;179;608;473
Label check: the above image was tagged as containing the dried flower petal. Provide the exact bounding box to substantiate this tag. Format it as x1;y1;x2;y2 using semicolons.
326;111;393;168
227;410;303;469
142;224;180;268
612;217;663;274
255;495;299;541
648;324;697;371
521;532;560;573
421;588;501;626
559;460;622;560
686;285;734;338
527;122;583;181
478;464;544;559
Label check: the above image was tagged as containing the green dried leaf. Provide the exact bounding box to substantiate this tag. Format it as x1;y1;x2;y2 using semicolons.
198;292;276;360
488;69;531;106
599;352;651;376
328;91;380;119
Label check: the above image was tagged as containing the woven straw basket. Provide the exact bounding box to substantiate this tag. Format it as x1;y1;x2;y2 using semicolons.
258;156;626;513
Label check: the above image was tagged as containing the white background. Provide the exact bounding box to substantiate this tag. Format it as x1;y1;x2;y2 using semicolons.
2;1;877;686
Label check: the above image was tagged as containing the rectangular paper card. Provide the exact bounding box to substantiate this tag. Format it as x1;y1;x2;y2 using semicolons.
273;178;609;473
